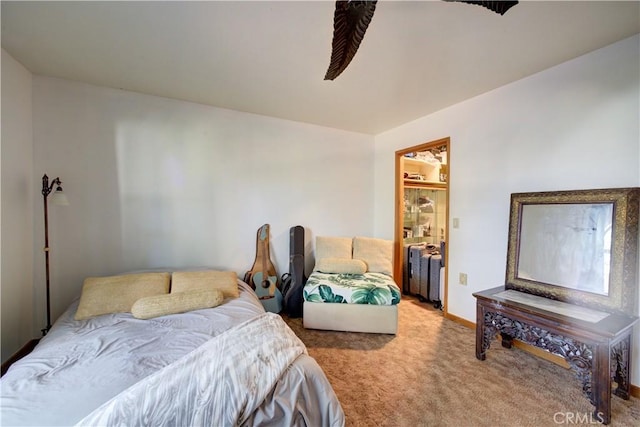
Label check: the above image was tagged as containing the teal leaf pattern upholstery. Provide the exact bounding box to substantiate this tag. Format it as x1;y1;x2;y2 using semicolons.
318;285;346;303
304;272;401;305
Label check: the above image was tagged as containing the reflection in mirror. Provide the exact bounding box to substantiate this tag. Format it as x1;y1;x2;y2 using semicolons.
517;203;612;296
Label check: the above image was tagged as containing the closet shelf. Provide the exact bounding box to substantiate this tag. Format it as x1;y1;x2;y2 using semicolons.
404;179;446;189
404;157;440;167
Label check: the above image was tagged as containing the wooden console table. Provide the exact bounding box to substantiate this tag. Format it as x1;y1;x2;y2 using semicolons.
474;287;638;425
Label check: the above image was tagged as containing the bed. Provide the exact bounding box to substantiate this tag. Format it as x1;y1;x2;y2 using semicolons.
303;236;400;334
0;270;345;426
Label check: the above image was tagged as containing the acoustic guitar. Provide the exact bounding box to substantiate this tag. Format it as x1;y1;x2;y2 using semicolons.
248;224;282;313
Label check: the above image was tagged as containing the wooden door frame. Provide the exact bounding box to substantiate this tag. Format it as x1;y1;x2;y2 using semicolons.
394;137;450;314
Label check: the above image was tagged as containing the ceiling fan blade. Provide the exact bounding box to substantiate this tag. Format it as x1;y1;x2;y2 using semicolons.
323;0;516;80
324;0;378;81
448;1;519;15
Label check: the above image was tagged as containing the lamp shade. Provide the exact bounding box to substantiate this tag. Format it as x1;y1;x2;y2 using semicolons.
49;187;69;206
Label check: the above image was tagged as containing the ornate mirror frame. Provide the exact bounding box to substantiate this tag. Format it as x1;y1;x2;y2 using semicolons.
506;187;639;315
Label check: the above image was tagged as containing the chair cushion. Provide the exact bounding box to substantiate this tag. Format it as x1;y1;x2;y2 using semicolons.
315;258;367;274
353;236;393;275
315;236;353;260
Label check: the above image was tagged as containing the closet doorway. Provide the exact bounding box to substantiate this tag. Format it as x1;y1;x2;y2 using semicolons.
394;137;450;314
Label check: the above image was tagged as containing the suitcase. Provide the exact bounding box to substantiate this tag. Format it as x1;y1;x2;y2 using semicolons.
435;240;446;309
404;243;425;294
437;267;445;310
402;244;411;294
409;245;427;296
429;254;443;307
418;252;432;301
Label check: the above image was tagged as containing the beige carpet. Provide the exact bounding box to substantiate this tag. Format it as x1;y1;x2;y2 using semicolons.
282;296;640;427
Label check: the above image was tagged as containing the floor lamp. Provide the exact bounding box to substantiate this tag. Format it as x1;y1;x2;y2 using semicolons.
41;174;69;336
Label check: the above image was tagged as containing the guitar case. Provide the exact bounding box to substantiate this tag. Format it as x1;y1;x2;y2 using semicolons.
281;225;307;318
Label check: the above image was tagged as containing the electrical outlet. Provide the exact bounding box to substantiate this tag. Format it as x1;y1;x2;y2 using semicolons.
459;273;468;286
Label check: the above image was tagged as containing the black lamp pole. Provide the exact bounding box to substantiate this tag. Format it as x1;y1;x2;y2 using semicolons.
41;174;64;336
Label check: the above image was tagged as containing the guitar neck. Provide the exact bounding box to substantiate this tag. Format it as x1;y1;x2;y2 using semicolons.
258;224;273;278
261;238;269;278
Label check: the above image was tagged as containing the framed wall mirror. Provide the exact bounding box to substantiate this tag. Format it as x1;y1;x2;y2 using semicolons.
506;188;639;315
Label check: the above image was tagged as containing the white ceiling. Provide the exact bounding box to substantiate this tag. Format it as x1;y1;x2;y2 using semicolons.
2;1;639;135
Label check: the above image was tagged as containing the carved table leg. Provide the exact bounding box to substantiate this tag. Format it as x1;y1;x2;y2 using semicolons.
500;333;513;349
476;303;487;360
612;335;631;400
593;343;611;425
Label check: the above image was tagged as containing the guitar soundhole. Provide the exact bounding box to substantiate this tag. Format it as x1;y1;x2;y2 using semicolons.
261;280;270;289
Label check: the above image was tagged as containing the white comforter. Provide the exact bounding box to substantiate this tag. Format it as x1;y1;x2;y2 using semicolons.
77;312;305;426
1;281;345;426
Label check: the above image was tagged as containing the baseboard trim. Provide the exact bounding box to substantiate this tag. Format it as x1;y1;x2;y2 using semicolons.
509;340;570;369
444;312;474;329
445;312;639;398
1;339;39;377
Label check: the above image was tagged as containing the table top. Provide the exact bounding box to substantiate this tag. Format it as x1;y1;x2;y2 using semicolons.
474;286;639;338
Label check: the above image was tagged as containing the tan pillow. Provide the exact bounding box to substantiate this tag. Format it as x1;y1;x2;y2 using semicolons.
171;270;239;299
75;272;170;320
353;236;393;275
131;289;224;320
314;258;367;274
316;236;353;260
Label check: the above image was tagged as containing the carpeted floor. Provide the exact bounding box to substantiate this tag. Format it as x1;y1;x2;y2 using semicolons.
282;296;640;427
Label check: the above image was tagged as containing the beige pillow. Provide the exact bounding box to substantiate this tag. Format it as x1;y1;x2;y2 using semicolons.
75;272;170;320
131;289;224;319
314;258;367;274
315;236;353;260
171;270;239;299
353;236;393;275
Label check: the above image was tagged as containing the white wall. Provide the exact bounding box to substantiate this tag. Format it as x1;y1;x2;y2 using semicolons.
31;77;374;329
1;49;35;361
374;35;640;384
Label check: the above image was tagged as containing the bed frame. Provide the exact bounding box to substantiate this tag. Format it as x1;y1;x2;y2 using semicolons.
303;301;398;334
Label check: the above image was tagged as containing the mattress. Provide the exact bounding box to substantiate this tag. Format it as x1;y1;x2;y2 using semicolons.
0;280;345;426
303;271;401;305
